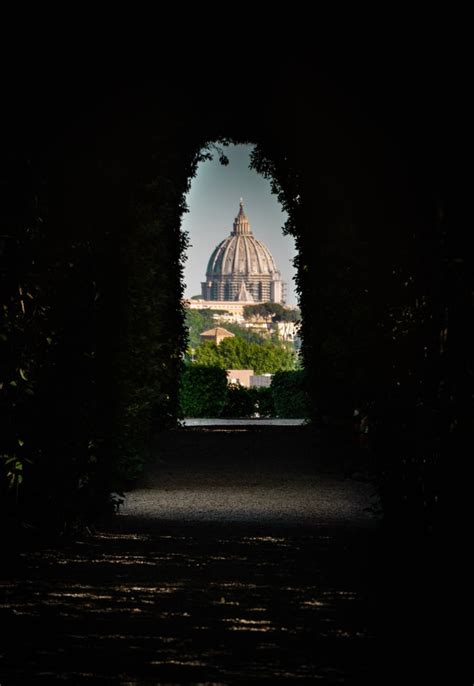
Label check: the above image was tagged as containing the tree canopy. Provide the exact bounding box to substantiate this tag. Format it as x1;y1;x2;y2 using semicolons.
243;302;300;322
185;308;266;349
193;337;296;374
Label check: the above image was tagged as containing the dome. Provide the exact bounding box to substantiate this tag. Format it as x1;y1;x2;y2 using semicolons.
206;201;279;278
201;200;285;304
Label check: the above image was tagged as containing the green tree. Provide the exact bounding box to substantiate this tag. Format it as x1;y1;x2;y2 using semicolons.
185;309;217;349
194;337;295;374
243;302;300;323
192;341;221;366
218;322;266;344
184;308;233;350
243;302;280;320
272;307;300;323
184;308;267;349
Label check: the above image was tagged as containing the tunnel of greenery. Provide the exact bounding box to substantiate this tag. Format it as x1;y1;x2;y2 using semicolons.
0;49;467;541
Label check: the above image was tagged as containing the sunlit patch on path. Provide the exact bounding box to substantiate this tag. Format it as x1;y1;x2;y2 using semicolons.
117;427;378;528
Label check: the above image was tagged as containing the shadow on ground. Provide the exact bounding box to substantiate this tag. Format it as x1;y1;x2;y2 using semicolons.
0;428;444;683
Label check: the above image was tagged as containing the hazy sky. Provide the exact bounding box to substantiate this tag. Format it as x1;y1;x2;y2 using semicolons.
181;144;297;306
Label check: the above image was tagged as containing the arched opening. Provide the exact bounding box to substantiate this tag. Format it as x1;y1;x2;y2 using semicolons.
1;45;460;681
1;71;444;526
180;142;302;422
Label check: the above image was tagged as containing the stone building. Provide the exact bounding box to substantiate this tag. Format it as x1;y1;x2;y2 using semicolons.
201;200;285;304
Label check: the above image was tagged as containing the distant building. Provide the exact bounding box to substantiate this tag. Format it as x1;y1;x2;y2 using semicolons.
227;369;254;387
200;326;235;346
201;200;285;304
250;374;272;388
186;299;249;316
275;320;300;342
226;369;273;388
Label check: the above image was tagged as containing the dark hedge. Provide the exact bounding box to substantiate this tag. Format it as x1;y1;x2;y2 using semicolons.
179;365;228;418
271;371;311;419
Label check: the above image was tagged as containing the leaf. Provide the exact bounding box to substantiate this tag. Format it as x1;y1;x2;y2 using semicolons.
19;368;28;381
4;456;17;465
18;438;25;447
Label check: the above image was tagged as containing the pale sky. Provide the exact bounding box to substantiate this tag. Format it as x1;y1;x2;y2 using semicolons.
181;144;297;306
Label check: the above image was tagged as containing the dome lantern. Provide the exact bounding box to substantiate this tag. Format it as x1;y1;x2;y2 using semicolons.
232;198;251;235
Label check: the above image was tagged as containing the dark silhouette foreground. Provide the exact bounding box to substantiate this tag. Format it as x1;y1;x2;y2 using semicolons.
0;428;446;683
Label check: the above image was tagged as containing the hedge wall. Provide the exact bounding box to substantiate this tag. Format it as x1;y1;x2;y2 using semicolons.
179;365;228;418
271;371;311;419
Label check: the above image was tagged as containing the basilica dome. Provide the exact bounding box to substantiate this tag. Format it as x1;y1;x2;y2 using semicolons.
201;201;285;304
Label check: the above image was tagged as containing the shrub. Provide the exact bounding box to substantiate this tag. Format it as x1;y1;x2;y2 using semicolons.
254;386;275;418
179;365;228;417
221;384;258;418
271;370;310;418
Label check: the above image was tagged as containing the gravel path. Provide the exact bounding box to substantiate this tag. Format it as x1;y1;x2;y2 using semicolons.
1;427;386;684
117;427;378;528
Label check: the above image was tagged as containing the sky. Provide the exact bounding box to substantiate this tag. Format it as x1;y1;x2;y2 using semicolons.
181;144;297;306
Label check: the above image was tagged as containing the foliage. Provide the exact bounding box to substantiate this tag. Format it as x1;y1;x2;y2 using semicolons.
1;61;462;543
113;214;187;482
0;156;109;534
254;386;275;417
271;371;311;419
216;322;267;344
184;308;266;350
220;384;258;418
179;371;276;419
184;308;218;353
251;126;455;535
194;337;296;374
220;384;275;418
272;307;300;323
179;365;228;417
243;302;297;321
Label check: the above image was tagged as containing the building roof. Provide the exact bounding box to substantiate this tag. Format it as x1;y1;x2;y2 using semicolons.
200;327;235;338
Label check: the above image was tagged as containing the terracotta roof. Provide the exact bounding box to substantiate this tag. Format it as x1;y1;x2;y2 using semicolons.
200;327;235;338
